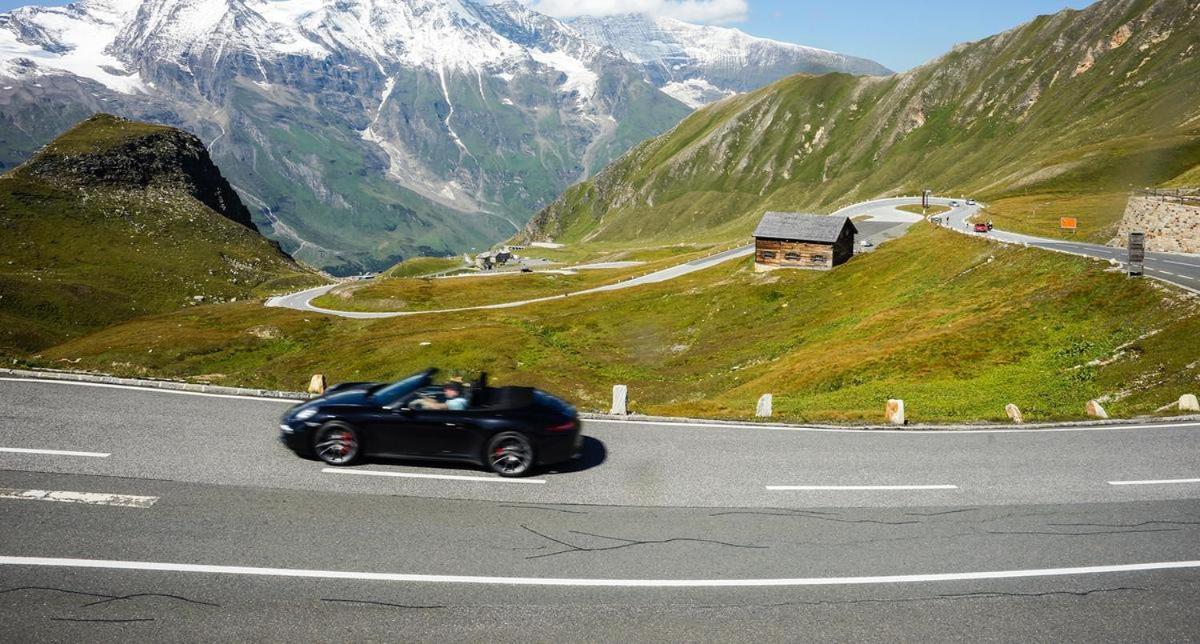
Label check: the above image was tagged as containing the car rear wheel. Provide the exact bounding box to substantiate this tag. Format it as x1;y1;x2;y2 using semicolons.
487;432;534;477
314;422;361;466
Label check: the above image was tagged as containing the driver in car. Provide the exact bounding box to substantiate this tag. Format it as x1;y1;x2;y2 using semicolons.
414;381;469;411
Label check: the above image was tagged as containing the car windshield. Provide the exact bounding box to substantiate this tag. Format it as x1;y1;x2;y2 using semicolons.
371;372;432;406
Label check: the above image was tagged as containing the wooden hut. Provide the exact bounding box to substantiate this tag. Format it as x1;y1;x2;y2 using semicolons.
753;212;857;272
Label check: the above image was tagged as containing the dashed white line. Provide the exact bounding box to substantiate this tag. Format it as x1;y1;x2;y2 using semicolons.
2;556;1198;588
0;447;110;458
0;488;157;508
1108;478;1200;486
322;468;546;485
766;485;958;491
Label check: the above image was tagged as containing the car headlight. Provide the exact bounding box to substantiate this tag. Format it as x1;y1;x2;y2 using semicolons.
294;407;318;421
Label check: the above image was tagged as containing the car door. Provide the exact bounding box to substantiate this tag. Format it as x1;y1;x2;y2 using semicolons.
406;409;478;458
358;394;447;457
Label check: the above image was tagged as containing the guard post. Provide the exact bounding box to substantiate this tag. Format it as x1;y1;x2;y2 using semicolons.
1128;231;1145;277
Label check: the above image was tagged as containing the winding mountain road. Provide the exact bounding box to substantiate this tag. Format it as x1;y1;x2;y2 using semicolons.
272;193;1200;320
1;376;1199;639
264;198;928;319
939;198;1200;293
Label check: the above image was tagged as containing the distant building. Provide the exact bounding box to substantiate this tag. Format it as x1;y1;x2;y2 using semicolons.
753;212;857;272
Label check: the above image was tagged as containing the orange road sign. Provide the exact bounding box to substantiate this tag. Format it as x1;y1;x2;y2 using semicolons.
1060;217;1078;230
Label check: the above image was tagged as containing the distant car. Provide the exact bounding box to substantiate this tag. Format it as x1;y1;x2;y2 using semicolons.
974;223;990;233
950;200;960;207
966;199;976;206
520;267;533;273
279;369;582;477
860;240;874;248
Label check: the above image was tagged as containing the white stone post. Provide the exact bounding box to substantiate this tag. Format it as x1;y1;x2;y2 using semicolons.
610;385;628;415
756;394;773;418
1086;400;1108;419
886;399;905;425
1179;394;1199;412
307;374;326;395
1005;404;1024;424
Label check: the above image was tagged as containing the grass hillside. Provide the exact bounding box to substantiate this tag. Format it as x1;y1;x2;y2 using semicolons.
0;114;322;354
523;0;1200;245
33;223;1200;423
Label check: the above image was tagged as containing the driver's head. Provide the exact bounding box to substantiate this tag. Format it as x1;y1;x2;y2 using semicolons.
444;383;463;399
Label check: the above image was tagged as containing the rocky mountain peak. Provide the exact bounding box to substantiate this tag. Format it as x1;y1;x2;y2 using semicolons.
18;113;254;229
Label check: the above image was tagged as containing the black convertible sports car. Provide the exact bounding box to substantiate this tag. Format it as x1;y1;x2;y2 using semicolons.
279;369;582;477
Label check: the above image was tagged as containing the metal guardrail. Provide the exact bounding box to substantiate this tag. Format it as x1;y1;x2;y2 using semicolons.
1136;187;1200;206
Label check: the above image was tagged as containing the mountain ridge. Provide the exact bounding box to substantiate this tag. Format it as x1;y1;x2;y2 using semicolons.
523;0;1200;245
0;0;890;274
567;12;893;107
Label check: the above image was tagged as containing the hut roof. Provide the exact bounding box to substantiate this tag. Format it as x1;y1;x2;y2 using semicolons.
753;212;857;243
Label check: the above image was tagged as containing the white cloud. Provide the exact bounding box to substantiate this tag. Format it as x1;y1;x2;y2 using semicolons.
513;0;750;24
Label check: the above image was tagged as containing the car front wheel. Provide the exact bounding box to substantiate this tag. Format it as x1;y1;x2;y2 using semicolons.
487;432;534;477
313;422;361;466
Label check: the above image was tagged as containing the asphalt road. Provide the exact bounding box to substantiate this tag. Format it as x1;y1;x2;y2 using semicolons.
264;245;757;319
2;377;1199;640
940;199;1200;293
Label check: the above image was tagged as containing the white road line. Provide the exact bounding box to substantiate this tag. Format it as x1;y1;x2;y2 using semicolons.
586;417;1200;435
2;555;1198;588
0;377;298;404
1108;478;1200;486
766;485;958;491
322;468;546;485
0;489;157;508
0;447;110;458
1163;260;1200;268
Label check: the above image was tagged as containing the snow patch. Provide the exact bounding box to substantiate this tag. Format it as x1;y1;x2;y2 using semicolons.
0;3;146;93
529;49;597;100
660;78;734;109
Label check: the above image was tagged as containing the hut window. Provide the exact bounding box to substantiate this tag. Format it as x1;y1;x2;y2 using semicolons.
811;254;828;264
784;252;802;261
761;251;777;260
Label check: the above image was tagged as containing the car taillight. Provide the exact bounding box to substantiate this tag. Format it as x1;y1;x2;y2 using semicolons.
548;421;576;432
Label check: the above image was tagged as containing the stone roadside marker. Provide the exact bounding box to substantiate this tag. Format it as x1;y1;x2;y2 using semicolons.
1180;394;1200;412
1086;399;1108;419
308;374;326;395
886;399;905;426
1005;403;1024;424
756;394;773;418
611;385;628;415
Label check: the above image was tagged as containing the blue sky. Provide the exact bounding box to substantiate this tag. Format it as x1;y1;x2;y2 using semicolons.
738;0;1095;71
0;0;1097;71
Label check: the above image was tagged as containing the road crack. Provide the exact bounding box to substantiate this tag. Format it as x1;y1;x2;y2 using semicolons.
985;528;1182;536
81;593;220;608
520;525;766;560
749;586;1147;609
708;509;920;526
498;504;589;515
50;617;155;623
321;598;445;609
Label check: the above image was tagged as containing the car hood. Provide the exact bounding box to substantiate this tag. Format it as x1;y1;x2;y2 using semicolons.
287;384;376;417
315;386;376;407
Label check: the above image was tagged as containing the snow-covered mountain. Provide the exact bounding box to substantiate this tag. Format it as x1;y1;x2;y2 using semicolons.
0;0;889;273
568;14;892;108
